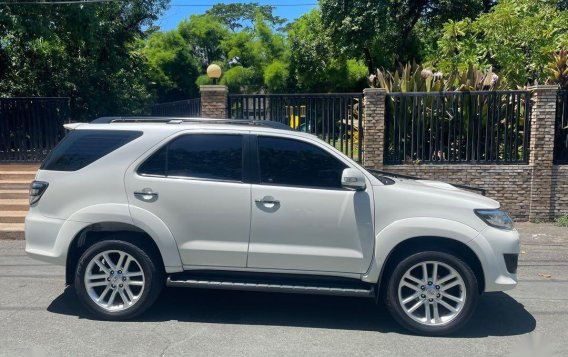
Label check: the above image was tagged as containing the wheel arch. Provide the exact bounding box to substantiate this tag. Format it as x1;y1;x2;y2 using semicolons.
363;218;485;294
376;236;485;297
65;222;170;285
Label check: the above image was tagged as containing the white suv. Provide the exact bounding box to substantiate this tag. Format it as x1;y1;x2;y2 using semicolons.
25;117;520;335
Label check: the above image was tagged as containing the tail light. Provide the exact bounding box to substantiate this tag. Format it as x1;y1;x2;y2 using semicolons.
29;181;49;205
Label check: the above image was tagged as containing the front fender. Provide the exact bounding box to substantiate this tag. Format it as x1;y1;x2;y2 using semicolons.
54;204;183;273
362;217;481;283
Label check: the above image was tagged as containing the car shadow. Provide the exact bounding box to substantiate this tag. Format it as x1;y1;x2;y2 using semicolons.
48;287;535;337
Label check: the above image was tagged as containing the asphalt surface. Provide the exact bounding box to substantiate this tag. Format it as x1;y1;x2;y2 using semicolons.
0;223;566;356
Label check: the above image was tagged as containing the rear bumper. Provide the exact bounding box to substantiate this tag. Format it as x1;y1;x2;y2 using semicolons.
468;226;520;292
25;210;67;265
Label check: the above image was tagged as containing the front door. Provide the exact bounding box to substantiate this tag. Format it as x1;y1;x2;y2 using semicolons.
247;135;374;273
125;131;251;267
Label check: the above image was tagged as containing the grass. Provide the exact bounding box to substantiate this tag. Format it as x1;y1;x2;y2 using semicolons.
555;215;568;227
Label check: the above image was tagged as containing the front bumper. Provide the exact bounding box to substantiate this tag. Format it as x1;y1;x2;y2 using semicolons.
468;226;520;292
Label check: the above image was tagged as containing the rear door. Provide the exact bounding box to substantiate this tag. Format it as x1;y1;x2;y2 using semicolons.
125;130;251;267
247;134;375;273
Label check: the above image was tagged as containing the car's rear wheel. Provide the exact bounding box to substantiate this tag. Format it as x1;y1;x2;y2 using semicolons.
74;239;164;320
385;251;479;335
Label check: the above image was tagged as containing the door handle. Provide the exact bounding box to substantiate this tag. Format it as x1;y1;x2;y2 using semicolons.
255;196;280;205
134;189;159;200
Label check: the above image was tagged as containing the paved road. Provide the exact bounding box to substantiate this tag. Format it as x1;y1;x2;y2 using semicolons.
0;223;567;356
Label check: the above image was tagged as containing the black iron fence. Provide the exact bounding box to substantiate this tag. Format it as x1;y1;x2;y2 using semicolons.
151;98;201;117
555;90;568;164
228;94;364;162
0;97;70;162
384;91;531;164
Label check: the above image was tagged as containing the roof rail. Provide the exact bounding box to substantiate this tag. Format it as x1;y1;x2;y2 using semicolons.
90;116;294;131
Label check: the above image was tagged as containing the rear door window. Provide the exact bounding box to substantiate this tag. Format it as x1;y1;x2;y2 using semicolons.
138;134;244;182
41;130;142;171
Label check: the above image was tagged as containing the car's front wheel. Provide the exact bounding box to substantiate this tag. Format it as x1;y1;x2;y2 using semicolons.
74;239;164;320
385;251;479;335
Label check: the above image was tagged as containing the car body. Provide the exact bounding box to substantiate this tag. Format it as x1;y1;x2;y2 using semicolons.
25;117;520;335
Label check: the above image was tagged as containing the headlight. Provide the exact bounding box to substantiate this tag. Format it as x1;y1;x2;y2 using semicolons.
474;209;514;230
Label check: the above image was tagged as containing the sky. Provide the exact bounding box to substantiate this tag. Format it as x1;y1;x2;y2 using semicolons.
156;0;318;31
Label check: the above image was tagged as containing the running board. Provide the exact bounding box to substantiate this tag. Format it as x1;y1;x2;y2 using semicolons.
166;277;375;298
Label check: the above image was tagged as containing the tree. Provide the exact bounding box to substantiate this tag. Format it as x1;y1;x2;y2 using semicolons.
264;60;289;92
144;30;200;102
205;3;286;31
0;0;169;120
319;0;489;72
288;9;369;92
432;0;568;86
178;14;230;69
219;14;288;92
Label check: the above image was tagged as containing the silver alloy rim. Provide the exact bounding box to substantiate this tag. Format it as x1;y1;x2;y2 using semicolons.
398;260;466;326
84;250;145;312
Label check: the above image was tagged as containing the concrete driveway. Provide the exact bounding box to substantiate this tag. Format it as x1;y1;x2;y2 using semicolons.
0;223;566;356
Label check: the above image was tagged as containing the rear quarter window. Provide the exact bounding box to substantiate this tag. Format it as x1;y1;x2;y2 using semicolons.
41;130;142;171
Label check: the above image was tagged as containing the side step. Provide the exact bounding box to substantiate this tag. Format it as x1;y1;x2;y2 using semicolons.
166;274;375;298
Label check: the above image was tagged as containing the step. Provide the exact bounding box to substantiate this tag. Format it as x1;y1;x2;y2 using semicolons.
0;190;28;199
166;277;375;297
0;223;25;240
0;199;29;210
0;223;25;230
0;172;36;180
0;164;39;172
0;211;27;224
0;180;31;190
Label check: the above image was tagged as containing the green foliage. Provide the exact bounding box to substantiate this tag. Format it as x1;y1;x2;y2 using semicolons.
144;31;200;102
0;0;168;120
556;215;568;227
178;14;230;68
371;62;503;92
287;9;368;93
195;74;211;86
220;66;258;93
264;61;289;93
548;48;568;89
205;2;286;31
432;0;568;86
320;0;489;71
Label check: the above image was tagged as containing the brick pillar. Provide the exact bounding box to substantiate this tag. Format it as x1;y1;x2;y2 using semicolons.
528;85;557;221
363;88;387;169
200;85;228;118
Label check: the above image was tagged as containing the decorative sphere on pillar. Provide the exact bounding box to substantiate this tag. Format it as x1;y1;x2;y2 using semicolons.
207;64;222;84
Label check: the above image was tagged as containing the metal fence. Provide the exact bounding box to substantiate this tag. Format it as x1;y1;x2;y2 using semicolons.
228;94;364;162
0;97;70;162
151;98;201;117
384;91;531;164
555;90;568;164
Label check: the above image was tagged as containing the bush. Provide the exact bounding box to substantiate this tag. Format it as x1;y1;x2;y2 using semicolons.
264;61;289;93
220;66;259;92
195;74;211;86
556;215;568;227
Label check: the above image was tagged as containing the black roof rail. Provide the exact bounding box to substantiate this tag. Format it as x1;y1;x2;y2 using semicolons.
90;116;294;131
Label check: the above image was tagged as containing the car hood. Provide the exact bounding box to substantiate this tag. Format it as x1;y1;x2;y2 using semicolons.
372;177;499;232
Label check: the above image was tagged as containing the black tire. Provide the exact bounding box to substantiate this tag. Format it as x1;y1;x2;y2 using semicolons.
74;239;164;320
384;251;479;336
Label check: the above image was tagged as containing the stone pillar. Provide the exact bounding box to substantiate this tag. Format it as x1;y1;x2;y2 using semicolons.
528;85;557;221
363;88;387;169
200;85;228;118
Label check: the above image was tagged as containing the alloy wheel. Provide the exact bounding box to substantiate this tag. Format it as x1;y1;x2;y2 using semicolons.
83;250;146;312
397;260;466;326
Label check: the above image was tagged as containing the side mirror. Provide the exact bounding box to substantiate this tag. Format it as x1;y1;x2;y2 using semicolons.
341;168;366;191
